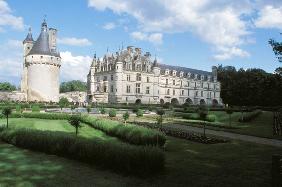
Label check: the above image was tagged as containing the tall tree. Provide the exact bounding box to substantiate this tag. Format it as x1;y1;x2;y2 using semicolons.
60;80;87;93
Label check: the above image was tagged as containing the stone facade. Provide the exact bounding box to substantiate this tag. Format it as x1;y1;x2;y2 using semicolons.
59;91;87;105
21;20;61;102
87;46;222;105
0;91;26;102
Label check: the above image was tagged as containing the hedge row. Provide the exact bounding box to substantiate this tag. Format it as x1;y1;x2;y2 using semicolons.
0;128;164;175
238;110;262;122
174;112;216;122
4;112;71;120
80;115;166;147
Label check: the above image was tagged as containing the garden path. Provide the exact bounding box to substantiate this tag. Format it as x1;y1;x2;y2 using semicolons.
163;124;282;148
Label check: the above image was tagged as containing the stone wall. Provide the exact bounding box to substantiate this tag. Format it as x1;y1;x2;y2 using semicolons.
59;91;87;105
0;91;26;102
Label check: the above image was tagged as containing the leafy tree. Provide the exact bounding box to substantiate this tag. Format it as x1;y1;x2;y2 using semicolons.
2;107;12;128
70;105;76;114
0;82;16;91
123;111;130;124
108;109;117;117
197;105;208;137
274;67;282;76
60;80;87;93
58;97;69;110
156;109;165;126
68;115;81;136
100;107;106;114
225;107;234;127
136;109;143;117
86;106;91;114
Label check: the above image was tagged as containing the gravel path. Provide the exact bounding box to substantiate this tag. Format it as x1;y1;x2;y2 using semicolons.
163;123;282;148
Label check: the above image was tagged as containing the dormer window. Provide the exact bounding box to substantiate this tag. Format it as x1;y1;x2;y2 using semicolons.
187;72;191;78
180;71;183;77
173;70;176;76
201;75;204;80
40;56;43;59
165;69;169;75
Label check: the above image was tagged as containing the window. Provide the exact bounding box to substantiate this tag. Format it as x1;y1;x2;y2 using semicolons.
201;91;203;97
201;82;203;88
111;75;114;81
127;74;131;81
208;83;210;89
103;86;107;92
167;89;170;95
147;77;149;83
195;91;198;96
41;56;43;59
173;80;175;85
187;82;190;87
194;82;196;88
136;73;141;81
181;90;184;95
97;77;100;82
166;79;168;85
146;87;150;94
188;89;190;96
111;85;114;92
103;76;107;81
97;86;100;92
173;89;175;95
126;85;131;93
180;81;182;87
214;92;216;98
214;84;216;89
136;83;141;93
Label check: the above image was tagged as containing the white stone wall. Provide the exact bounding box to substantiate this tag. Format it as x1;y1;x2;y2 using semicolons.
59;91;87;104
0;91;26;102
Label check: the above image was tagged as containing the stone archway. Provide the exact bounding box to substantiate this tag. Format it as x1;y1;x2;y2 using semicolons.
135;99;141;105
171;98;179;106
160;99;164;105
200;99;206;105
185;98;193;105
212;99;218;106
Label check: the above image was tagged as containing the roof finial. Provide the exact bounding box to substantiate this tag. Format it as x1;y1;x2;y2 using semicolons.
28;27;32;33
107;47;109;53
94;51;96;59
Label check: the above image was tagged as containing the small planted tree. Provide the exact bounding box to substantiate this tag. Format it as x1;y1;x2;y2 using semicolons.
109;109;117;117
123;111;130;124
2;107;12;128
70;105;76;114
59;97;69;111
197;105;208;137
156;109;165;126
68;115;81;136
86;105;91;114
136;109;143;117
100;107;106;114
226;107;234;127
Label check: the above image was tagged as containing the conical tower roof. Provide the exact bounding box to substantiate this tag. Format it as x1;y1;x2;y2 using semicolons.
23;27;34;43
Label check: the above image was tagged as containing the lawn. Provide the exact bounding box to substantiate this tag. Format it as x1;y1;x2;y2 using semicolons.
0;118;118;141
0;135;281;186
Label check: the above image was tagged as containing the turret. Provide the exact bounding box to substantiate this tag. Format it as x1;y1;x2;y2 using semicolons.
23;27;34;56
48;28;57;53
152;57;160;76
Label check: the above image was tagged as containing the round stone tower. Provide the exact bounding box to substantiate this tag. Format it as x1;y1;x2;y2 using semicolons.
23;19;61;102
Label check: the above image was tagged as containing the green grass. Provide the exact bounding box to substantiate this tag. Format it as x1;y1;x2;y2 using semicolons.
0;118;117;141
0;136;281;186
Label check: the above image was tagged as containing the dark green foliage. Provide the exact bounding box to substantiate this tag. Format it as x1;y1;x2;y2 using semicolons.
1;107;12;128
123;111;130;124
15;105;22;113
239;110;262;122
58;97;69;110
197;105;208;120
60;80;87;93
31;105;40;113
163;102;171;109
132;106;139;113
0;82;16;91
108;109;117;117
8;112;70;120
99;107;106;114
86;106;91;113
217;65;282;106
68;115;82;136
136;109;143;117
0;128;164;175
80;115;166;147
157;109;165;116
174;113;216;122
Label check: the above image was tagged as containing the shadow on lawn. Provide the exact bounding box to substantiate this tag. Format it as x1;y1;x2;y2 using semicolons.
0;142;62;186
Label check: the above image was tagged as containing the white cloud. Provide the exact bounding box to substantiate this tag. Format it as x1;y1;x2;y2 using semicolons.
255;5;282;30
57;37;92;46
88;0;254;60
131;31;163;45
102;22;116;30
213;47;250;61
0;0;24;31
60;51;92;82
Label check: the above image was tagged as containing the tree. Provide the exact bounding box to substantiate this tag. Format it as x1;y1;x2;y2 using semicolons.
68;115;81;136
2;107;12;128
123;111;130;124
70;105;76;114
0;82;16;91
197;105;208;137
58;97;69;111
86;106;91;114
156;109;165;126
225;107;234;127
274;67;282;76
60;80;87;93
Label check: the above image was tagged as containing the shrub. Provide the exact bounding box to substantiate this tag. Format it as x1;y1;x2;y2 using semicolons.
163;102;171;109
239;110;262;122
205;114;216;122
68;115;82;136
10;112;70;120
0;128;164;175
132;106;139;113
31;105;40;112
108;109;117;117
16;105;22;113
100;107;106;114
86;106;91;114
136;109;143;117
80;115;166;147
175;113;216;122
123;111;130;124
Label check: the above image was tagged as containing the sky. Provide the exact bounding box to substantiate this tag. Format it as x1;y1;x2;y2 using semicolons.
0;0;281;86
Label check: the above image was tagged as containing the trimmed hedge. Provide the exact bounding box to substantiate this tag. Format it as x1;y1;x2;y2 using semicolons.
0;128;164;175
238;110;262;122
5;112;70;120
80;115;166;147
174;112;216;122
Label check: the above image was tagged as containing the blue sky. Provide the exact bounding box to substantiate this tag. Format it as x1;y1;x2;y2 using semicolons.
0;0;281;85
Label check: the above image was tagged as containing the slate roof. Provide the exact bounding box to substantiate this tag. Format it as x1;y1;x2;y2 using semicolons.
23;30;34;43
159;64;212;76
